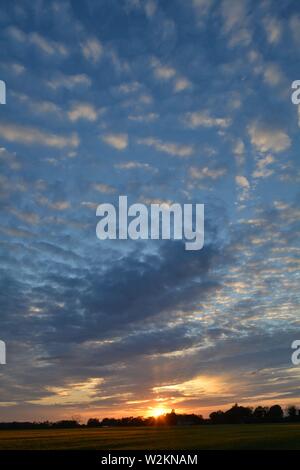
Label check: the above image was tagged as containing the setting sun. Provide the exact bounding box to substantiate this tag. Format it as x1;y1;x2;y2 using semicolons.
151;407;167;417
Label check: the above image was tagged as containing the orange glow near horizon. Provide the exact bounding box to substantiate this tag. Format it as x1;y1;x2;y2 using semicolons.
150;407;167;417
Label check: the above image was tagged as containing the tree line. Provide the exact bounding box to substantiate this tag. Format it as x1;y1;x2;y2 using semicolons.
0;404;300;429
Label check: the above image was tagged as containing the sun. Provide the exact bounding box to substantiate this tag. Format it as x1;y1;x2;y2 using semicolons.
151;407;167;417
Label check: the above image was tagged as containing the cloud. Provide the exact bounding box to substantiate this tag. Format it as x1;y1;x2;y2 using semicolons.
0;175;27;196
128;112;158;122
150;57;177;80
68;103;98;122
29;32;68;56
141;197;173;206
220;0;251;47
47;73;91;90
174;77;192;93
0;147;21;171
107;47;130;73
0;226;33;238
29;378;103;406
81;201;99;210
150;58;191;93
248;122;291;153
228;28;251;48
184;111;231;129
263;63;284;87
235;175;250;202
117;81;142;94
189;166;227;180
10;209;39;225
138;94;153;104
81;37;103;63
125;0;157;18
102;133;128;150
235;175;250;189
252;154;275;179
0;124;79;148
192;0;213;15
6;26;25;42
7;27;68;56
37;197;70;210
263;17;282;44
221;0;247;32
61;239;224;340
115;161;155;171
192;0;213;28
145;0;157;17
93;183;116;194
9;62;26;75
137;137;193;157
12;92;62;117
232;139;246;166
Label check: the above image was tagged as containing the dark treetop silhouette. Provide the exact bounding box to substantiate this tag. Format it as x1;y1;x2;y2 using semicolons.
0;404;299;429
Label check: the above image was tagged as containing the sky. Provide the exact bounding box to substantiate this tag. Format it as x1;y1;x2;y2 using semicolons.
0;0;300;422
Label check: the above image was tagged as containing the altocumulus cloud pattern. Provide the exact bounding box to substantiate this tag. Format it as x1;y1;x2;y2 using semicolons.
0;0;299;421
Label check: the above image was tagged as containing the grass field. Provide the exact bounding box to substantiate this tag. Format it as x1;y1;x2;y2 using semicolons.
0;424;300;450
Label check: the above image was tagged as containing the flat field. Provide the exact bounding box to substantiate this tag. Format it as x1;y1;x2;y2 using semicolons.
0;424;300;450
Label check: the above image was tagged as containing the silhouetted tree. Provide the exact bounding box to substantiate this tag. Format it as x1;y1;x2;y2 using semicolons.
225;404;253;424
165;409;177;426
253;406;269;422
267;405;283;422
287;406;298;422
176;413;204;425
52;420;80;428
87;418;101;427
101;418;118;426
209;410;225;424
144;416;156;426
